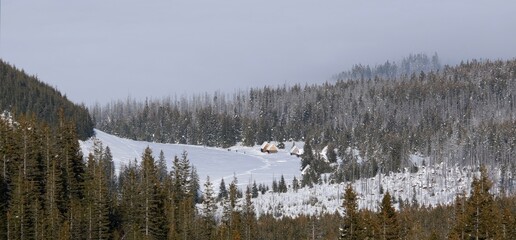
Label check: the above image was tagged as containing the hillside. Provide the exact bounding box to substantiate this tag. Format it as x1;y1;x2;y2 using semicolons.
92;58;516;187
76;129;516;239
0;59;94;139
80;129;302;187
1;57;515;239
80;130;506;217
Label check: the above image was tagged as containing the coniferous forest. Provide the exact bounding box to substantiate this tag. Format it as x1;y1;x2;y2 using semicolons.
1;56;516;239
92;57;515;189
2;112;516;239
1;113;516;239
0;60;94;140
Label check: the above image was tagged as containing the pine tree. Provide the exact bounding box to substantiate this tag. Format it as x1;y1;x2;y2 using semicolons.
379;192;400;240
462;166;500;239
360;210;378;239
301;138;314;171
241;119;256;147
7;165;32;240
242;186;257;240
157;150;168;183
292;176;299;192
0;173;8;239
56;115;87;239
500;196;516;240
339;184;361;240
278;175;287;193
327;144;338;163
140;147;167;239
101;145;117;237
272;179;278;193
190;166;201;204
170;151;195;239
228;176;242;240
44;129;61;239
251;181;259;198
119;161;145;240
201;176;217;240
448;193;467;239
84;152;110;240
218;178;228;200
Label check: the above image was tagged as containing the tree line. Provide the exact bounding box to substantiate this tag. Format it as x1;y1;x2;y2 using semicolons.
91;58;516;190
333;52;441;81
2;113;516;239
0;59;94;140
338;166;516;240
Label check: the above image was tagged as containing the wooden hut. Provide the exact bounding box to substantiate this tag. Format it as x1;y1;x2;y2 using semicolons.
260;142;270;152
290;146;300;156
266;144;278;153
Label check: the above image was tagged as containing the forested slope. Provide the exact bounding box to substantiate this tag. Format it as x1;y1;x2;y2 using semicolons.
0;60;94;139
2;112;515;239
92;59;515;177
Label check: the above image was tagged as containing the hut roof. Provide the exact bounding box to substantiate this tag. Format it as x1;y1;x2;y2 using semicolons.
266;144;278;152
290;146;300;154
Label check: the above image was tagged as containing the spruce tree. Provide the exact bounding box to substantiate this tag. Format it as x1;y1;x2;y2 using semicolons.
301;138;314;171
157;150;168;183
340;184;361;240
292;176;300;192
190;166;201;204
140;147;167;239
228;176;242;240
119;161;145;240
218;178;228;200
379;192;400;240
242;186;257;240
251;181;259;198
462;166;500;239
84;152;110;240
170;151;195;239
272;179;278;193
201;176;217;239
327;144;338;163
278;175;287;193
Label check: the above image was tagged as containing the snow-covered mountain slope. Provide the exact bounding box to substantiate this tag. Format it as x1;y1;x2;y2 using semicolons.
257;149;503;218
249;165;504;218
80;129;303;186
82;130;506;218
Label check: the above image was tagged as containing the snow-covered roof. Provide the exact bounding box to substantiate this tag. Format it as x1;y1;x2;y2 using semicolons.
266;144;278;152
290;146;300;154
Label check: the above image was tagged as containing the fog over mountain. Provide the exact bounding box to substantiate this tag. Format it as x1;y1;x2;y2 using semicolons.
2;0;515;104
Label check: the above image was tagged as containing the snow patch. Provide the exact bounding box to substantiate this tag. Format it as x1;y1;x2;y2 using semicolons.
80;129;302;188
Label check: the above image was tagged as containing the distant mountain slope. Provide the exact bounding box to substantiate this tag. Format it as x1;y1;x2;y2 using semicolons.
0;59;93;139
92;58;516;181
334;53;442;81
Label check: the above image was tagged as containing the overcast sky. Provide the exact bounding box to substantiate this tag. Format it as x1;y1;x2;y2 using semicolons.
1;0;515;105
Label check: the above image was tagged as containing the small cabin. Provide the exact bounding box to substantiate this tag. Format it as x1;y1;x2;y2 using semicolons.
290;146;300;157
260;142;270;152
266;144;278;153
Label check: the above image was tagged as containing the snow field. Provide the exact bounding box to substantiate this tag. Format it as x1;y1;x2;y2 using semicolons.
237;165;501;218
80;129;303;189
81;130;504;219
